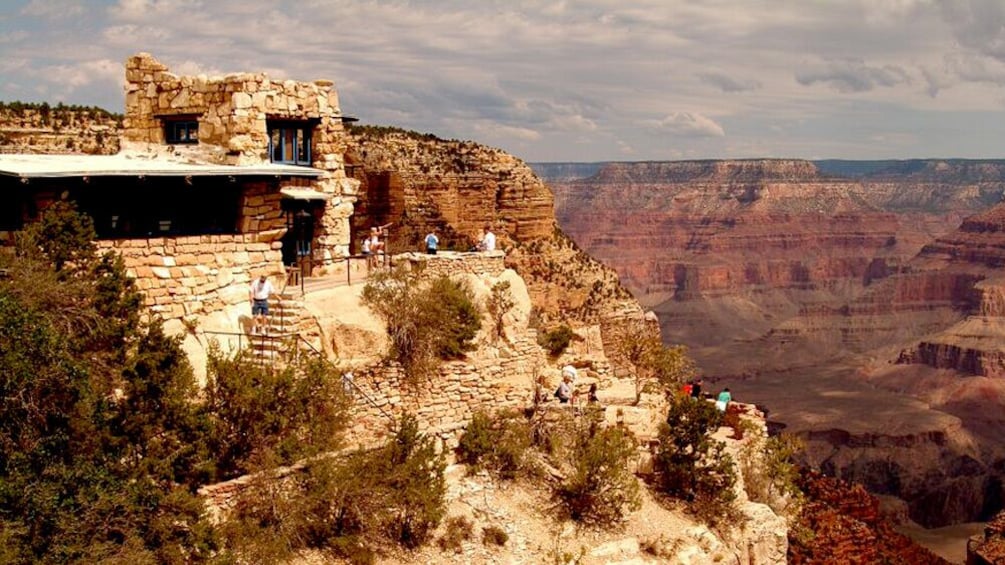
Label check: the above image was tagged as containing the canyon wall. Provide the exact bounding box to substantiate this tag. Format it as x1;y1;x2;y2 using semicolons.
345;127;636;328
548;159;1005;529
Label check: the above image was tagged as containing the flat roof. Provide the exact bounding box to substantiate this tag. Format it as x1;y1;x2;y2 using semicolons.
0;153;324;179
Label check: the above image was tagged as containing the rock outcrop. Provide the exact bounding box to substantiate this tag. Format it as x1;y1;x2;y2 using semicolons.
791;470;950;564
0;103;121;154
968;508;1005;564
345;127;634;326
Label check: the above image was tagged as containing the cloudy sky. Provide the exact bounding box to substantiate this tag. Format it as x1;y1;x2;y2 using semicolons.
2;0;1005;162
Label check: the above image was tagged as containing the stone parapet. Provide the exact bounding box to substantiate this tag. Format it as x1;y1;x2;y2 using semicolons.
391;250;507;279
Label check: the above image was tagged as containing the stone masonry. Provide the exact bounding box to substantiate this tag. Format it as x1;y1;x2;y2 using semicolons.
122;53;359;260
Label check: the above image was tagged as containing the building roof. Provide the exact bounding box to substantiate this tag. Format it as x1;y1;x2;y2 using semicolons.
0;153;324;179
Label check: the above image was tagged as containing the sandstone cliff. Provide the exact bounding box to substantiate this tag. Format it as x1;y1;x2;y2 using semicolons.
345;126;634;326
790;470;950;564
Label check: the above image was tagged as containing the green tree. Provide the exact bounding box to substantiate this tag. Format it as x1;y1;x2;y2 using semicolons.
555;423;641;525
654;395;737;525
205;350;351;479
620;320;694;404
0;203;220;563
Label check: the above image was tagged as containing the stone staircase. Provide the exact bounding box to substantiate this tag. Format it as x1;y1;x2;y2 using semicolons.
245;288;317;366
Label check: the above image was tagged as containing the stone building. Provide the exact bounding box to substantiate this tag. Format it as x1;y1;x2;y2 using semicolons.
0;53;360;334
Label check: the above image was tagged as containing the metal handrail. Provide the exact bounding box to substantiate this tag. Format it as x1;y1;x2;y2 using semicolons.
292;333;395;423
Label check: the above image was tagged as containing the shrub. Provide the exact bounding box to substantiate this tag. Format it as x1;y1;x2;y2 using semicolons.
738;425;805;517
380;415;448;547
362;266;481;380
437;516;473;553
654;395;737;525
538;324;573;356
487;280;515;341
224;415;447;558
618;320;695;404
457;410;533;480
0;202;221;562
204;351;351;478
482;525;509;547
555;422;641;526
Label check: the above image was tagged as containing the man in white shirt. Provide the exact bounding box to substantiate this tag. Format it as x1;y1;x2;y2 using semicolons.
477;225;496;252
249;274;274;335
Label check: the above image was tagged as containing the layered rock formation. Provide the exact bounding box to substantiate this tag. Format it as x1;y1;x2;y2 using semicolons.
0;102;120;154
790;470;950;564
548;159;1005;531
968;508;1005;564
345;127;633;326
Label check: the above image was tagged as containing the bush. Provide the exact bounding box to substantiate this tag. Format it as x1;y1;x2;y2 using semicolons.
555;422;641;526
204;351;351;478
538;324;573;356
362;266;481;380
437;516;473;553
738;425;805;517
457;410;533;480
224;415;447;559
482;525;509;547
487;280;515;341
654;396;737;525
0;202;220;562
618;320;695;404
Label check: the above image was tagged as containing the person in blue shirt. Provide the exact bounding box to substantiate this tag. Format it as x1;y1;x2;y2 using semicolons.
424;230;439;255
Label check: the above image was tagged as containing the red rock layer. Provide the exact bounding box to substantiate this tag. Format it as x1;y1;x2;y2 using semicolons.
790;470;950;565
968;509;1005;564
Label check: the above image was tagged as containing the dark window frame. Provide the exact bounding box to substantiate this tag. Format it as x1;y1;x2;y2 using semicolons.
161;115;200;145
268;120;316;166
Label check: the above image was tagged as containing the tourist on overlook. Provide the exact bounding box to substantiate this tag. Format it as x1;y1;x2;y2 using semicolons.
369;226;385;254
555;373;573;404
476;225;496;252
587;382;600;404
424;229;439;255
691;378;703;400
249;273;274;335
716;387;732;412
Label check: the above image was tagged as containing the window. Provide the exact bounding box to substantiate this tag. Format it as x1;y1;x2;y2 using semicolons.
268;121;313;165
163;118;199;144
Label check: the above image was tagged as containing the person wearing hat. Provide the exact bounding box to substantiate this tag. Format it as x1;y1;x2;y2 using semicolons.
555;373;573;404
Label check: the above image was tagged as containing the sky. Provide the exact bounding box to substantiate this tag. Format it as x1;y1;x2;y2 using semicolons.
2;0;1005;162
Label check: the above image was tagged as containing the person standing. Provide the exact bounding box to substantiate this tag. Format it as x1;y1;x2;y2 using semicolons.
249;273;274;335
691;378;703;400
477;225;496;252
424;230;439;255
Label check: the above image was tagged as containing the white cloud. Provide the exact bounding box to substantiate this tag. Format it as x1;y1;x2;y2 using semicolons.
5;0;1005;160
470;121;542;142
651;112;726;138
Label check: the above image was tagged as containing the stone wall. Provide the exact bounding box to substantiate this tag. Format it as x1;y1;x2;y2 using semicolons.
347;330;545;448
96;233;284;323
391;250;507;278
